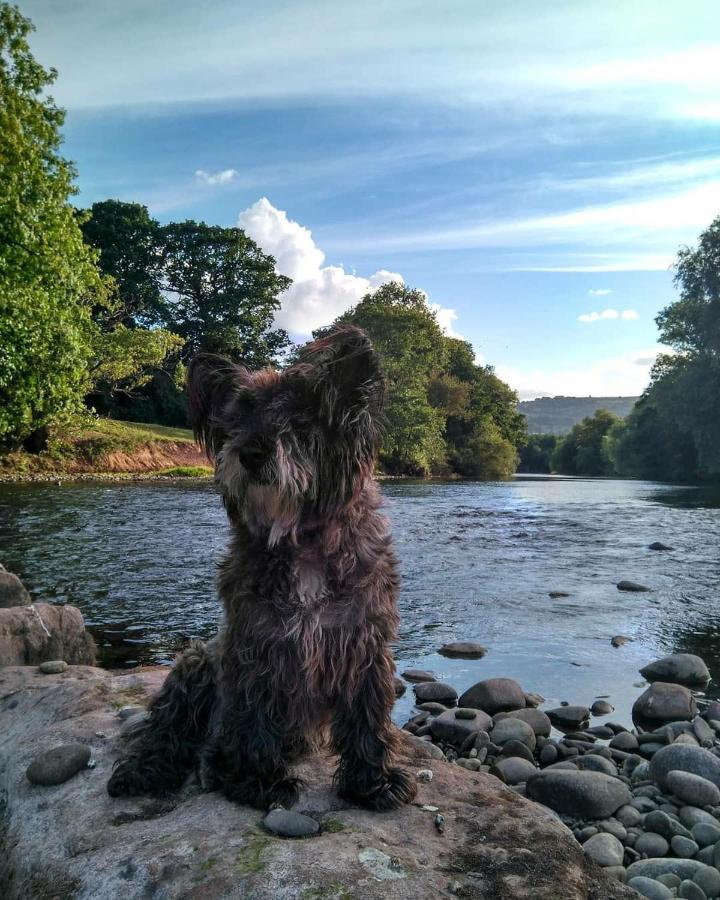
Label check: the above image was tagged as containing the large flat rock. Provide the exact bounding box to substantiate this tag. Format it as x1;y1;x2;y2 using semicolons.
0;666;634;899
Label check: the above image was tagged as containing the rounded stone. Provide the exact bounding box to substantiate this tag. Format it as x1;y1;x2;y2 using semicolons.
635;833;670;858
402;669;436;683
0;570;31;607
429;708;492;747
546;706;591;730
493;708;552;737
650;745;720;792
591;700;614;716
679;807;719;829
644;810;692;841
417;701;449;715
693;865;720;898
263;809;319;838
393;676;406;698
499;740;535;763
26;743;91;786
627;860;714;882
634;683;697;725
649;542;674;552
691;822;720;848
575;755;618;777
491;717;536;750
671;836;699;858
458;678;526;715
610;731;639;751
640;655;710;688
526;770;631;819
666;771;720;808
490;756;537;785
616;804;642;827
626;876;673;898
454;708;478;720
582;832;624;867
678;880;707;900
38;660;68;675
438;641;487;659
413;681;458;705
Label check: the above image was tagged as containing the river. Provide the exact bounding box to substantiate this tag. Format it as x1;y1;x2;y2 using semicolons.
1;476;719;725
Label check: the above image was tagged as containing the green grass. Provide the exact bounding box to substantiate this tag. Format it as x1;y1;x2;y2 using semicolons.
156;465;213;478
0;416;201;479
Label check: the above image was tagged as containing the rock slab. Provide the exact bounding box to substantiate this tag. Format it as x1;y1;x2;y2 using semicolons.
0;602;95;666
0;665;635;900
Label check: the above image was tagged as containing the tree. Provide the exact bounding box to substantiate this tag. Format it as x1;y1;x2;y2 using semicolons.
552;409;620;476
327;283;448;474
0;3;106;444
613;215;720;482
517;433;558;473
159;221;291;366
80;200;165;327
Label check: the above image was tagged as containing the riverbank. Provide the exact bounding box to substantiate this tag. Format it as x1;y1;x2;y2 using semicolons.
0;417;212;481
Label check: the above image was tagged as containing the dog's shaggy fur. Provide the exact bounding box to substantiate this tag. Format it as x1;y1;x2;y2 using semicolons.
107;326;416;811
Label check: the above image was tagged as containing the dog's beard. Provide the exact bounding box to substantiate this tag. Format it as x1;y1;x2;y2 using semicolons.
216;448;304;546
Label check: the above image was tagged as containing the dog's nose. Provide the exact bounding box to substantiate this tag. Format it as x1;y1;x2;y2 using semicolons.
238;441;269;472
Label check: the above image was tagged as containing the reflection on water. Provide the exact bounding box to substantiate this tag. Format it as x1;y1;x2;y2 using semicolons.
0;476;718;724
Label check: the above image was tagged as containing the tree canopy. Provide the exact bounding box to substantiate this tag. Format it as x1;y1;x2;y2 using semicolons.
0;3;105;443
612;215;720;482
320;283;525;477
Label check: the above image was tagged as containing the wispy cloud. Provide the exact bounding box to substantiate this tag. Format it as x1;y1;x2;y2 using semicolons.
578;309;639;323
194;168;238;185
588;288;612;296
498;346;662;400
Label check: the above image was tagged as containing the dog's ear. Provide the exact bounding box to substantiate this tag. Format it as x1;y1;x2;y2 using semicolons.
186;353;241;458
295;325;384;426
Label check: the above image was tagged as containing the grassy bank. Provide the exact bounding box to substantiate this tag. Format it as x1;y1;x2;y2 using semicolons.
0;418;213;481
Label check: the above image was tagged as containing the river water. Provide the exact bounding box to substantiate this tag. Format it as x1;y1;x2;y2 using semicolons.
1;476;719;725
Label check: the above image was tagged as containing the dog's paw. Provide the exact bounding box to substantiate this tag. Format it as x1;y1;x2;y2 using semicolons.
339;767;417;811
107;759;146;797
263;776;303;810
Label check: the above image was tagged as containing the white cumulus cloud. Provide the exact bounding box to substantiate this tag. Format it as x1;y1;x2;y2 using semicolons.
238;197;459;337
578;308;639;323
195;168;239;185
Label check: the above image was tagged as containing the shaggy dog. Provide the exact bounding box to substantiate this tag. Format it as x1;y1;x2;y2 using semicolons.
107;326;416;811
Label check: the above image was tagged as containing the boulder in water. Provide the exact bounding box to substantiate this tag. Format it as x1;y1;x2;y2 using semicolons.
639;654;710;687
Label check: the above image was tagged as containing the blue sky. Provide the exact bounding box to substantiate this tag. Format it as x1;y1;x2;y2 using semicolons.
21;0;720;397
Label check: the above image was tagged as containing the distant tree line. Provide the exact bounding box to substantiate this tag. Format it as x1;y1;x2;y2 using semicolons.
521;216;720;484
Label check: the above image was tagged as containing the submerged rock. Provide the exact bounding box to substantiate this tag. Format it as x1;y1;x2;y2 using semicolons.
546;706;591;730
617;580;652;593
648;542;674;551
639;654;710;687
401;669;436;683
438;641;487;659
413;681;458;705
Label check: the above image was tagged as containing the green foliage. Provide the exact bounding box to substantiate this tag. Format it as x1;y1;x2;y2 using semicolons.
159;220;291;364
552;409;620;476
0;3;106;443
614;215;720;483
449;417;519;479
321;283;524;477
89;325;185;393
81;200;166;326
517;433;559;473
156;465;213;478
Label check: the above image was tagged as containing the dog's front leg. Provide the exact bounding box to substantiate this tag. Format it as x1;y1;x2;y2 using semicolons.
332;646;417;811
207;692;304;810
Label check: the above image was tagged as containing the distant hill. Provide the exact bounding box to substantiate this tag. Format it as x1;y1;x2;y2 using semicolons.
518;396;639;435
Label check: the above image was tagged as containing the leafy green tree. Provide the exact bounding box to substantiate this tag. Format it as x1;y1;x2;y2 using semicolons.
552;409;620;476
517;433;558;473
450;416;519;479
327;283;448;474
88;325;185;394
159;221;291;365
0;3;107;444
81;200;165;327
613;215;720;482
